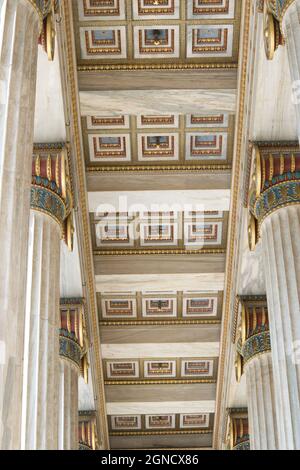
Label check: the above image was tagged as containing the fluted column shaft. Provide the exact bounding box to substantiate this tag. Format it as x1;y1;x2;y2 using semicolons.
58;360;79;450
246;353;278;450
22;211;61;450
262;205;300;449
0;0;40;450
282;0;300;142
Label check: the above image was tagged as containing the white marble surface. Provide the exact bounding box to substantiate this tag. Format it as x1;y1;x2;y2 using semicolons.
262;206;300;449
80;89;237;116
237;208;266;295
78;368;95;412
0;0;39;450
34;41;66;143
58;360;79;450
283;0;300;142
250;15;298;141
246;354;278;450
106;401;216;415
88;189;231;213
60;219;83;298
101;342;220;359
96;273;225;293
22;211;61;450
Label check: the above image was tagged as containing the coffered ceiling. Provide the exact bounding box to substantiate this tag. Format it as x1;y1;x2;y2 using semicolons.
74;0;241;67
71;0;242;450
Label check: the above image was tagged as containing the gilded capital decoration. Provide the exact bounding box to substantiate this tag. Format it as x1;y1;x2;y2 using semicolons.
78;412;98;451
32;144;74;251
247;142;300;250
235;297;270;380
59;299;89;379
262;0;296;59
226;409;250;450
33;1;59;60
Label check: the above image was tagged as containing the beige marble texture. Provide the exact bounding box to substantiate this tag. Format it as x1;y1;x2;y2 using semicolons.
0;0;39;450
262;205;300;449
79;89;237;116
22;211;61;450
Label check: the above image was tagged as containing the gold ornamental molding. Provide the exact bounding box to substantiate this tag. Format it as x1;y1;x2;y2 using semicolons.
94;248;226;256
78;63;238;72
100;320;221;327
61;0;109;449
213;0;252;450
86;164;232;174
104;379;217;386
110;429;213;437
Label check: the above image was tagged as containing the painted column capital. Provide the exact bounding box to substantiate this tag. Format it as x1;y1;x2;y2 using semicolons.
247;142;300;250
31;144;74;250
59;299;89;376
225;409;250;450
78;412;98;451
235;296;271;380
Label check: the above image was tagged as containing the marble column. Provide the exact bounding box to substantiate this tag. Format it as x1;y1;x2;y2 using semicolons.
281;0;300;142
263;1;300;141
249;142;300;449
225;409;250;451
78;413;98;451
0;0;41;450
22;145;73;450
238;297;278;450
58;300;86;450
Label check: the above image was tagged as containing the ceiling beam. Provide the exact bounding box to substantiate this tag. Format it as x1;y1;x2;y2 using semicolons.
78;68;238;92
80;89;236;116
106;401;216;414
101;342;220;359
86;171;232;193
88;189;230;212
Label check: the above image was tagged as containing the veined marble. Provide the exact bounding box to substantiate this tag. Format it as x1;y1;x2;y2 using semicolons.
101;342;220;359
79;90;237;116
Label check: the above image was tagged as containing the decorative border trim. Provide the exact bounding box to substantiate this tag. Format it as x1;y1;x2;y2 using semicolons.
109;429;213;437
31;185;67;227
104;379;217;385
86;164;232;173
242;331;271;365
59;335;82;369
94;248;226;256
100;320;221;326
78;64;238;72
252;180;300;227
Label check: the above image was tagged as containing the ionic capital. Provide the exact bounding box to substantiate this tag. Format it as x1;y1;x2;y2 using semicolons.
225;409;250;450
247;142;300;250
59;299;89;375
78;412;98;451
31;144;74;250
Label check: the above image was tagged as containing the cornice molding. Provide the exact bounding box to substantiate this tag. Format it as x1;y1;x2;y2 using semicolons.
86;164;232;174
77;63;238;72
109;429;213;437
60;0;109;449
94;248;226;256
213;0;252;450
